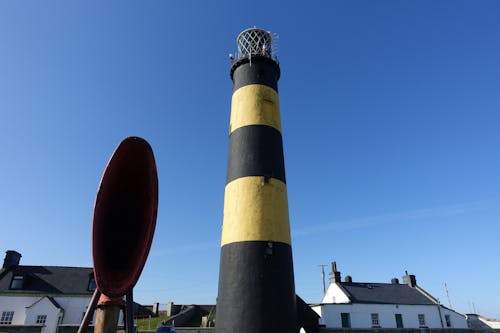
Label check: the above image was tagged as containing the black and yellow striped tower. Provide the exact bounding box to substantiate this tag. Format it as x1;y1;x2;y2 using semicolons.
216;28;298;333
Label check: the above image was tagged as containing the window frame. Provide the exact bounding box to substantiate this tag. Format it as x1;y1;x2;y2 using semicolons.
445;314;452;327
82;312;93;324
371;313;380;328
36;315;47;324
395;313;404;328
10;275;24;290
340;312;351;328
418;314;426;328
87;275;96;292
0;311;14;325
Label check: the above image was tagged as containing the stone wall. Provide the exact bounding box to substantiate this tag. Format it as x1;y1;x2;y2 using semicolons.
0;325;42;333
56;325;125;333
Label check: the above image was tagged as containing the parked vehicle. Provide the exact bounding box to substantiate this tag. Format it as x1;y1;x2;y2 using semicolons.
154;324;176;333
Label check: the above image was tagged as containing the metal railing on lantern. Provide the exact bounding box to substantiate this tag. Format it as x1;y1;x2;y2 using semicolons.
230;28;279;64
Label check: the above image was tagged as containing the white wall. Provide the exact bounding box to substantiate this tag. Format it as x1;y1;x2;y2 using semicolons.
53;296;91;325
321;283;350;304
312;303;467;329
0;295;94;333
54;296;124;326
0;295;137;333
479;317;500;329
0;296;36;325
25;297;61;333
482;319;500;329
441;307;468;329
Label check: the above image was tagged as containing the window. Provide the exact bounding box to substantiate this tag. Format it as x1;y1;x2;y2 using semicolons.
10;275;24;289
36;315;47;324
445;314;452;327
262;99;278;126
418;314;426;327
371;313;380;327
0;311;14;325
341;313;351;328
88;275;96;292
395;313;404;328
82;312;92;324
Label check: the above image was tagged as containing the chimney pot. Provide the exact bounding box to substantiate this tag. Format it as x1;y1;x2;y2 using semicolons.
3;250;22;269
329;262;341;283
403;273;417;287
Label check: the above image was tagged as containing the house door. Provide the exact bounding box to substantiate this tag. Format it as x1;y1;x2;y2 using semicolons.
395;313;404;328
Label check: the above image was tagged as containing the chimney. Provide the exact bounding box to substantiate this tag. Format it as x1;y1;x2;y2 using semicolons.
391;278;399;284
3;250;21;269
403;272;417;287
344;275;352;283
329;261;341;283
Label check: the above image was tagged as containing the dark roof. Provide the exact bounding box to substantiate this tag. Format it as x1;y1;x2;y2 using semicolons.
0;265;94;295
339;282;436;305
133;302;156;318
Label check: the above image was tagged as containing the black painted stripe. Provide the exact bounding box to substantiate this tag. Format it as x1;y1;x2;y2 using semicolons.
231;56;280;92
216;241;297;333
226;125;286;184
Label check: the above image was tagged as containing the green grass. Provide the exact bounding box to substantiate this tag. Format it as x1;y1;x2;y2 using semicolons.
135;313;170;332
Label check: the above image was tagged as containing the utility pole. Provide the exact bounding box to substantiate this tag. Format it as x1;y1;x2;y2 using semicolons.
318;264;327;295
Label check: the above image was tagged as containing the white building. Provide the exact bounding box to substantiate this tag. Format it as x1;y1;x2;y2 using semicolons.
311;262;468;329
0;250;96;333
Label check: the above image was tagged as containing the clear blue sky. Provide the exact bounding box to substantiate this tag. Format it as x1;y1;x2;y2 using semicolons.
1;0;499;319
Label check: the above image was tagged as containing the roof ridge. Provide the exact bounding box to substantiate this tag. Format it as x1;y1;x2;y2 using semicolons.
339;281;437;305
341;281;406;286
414;285;439;304
16;265;93;269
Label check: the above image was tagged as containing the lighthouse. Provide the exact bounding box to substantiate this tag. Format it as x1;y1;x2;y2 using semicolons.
216;28;298;333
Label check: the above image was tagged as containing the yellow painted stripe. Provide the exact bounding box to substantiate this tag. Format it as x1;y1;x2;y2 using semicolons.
230;84;281;134
221;176;291;246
